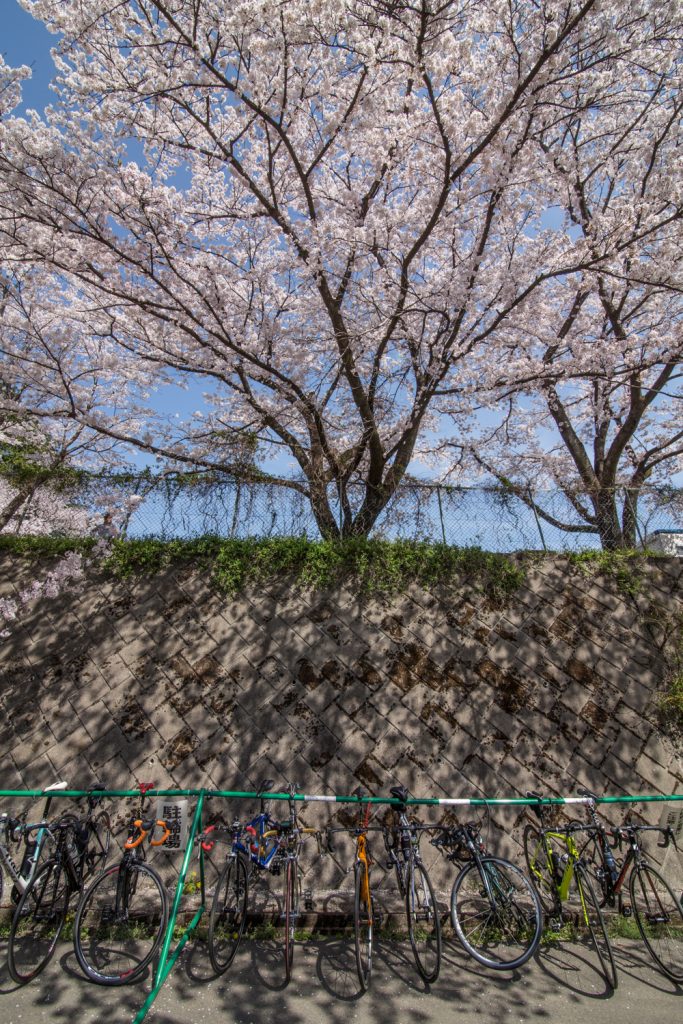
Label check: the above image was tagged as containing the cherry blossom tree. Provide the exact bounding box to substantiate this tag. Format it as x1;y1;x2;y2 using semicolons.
438;35;683;550
1;1;681;538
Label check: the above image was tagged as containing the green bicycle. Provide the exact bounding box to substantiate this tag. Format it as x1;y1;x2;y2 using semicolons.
523;794;617;990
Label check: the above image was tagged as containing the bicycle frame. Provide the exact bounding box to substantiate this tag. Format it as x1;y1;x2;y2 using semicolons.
0;781;68;897
575;792;677;913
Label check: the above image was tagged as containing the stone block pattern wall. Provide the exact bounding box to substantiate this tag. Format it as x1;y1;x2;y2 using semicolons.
1;553;681;907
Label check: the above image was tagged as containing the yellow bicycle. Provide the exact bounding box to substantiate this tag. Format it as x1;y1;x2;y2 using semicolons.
523;794;617;990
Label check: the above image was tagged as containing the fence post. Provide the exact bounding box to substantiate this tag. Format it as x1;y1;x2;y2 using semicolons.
436;486;447;545
623;486;647;549
527;487;547;552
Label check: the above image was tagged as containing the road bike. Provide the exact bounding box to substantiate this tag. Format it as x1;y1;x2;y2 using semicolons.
382;784;441;984
206;780;321;985
572;789;683;982
7;789;112;985
0;780;69;906
523;793;617;990
73;782;170;986
326;785;383;991
204;778;280;975
433;817;542;970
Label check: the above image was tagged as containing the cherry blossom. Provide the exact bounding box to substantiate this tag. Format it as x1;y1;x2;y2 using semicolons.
0;1;680;539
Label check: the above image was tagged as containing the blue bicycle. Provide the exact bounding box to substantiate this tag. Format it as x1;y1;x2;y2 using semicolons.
206;780;320;982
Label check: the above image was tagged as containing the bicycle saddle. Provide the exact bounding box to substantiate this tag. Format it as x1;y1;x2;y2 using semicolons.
256;779;275;797
389;785;409;804
352;786;366;800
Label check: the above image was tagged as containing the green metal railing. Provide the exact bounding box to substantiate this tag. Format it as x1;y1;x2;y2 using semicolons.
1;785;682;1023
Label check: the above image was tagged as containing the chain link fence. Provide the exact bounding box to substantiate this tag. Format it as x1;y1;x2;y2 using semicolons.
2;474;681;553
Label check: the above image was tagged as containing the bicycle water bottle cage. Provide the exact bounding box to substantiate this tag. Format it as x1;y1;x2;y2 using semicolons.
390;786;408;806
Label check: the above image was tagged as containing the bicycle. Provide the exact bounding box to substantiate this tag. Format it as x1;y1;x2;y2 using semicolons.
0;780;69;906
326;785;383;991
382;784;441;984
262;782;322;984
572;789;683;982
205;778;279;975
206;780;321;985
432;817;542;970
73;782;171;986
7;788;112;985
522;792;617;990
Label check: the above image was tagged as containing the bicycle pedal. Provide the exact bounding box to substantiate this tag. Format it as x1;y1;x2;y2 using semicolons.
622;905;632;917
550;918;563;932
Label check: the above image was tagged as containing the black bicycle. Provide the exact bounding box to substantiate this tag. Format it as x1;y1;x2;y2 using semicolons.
383;785;441;984
573;789;683;983
73;782;170;986
433;818;542;970
7;789;111;985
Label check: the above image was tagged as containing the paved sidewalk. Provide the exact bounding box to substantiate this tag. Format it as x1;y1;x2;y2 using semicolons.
0;936;681;1024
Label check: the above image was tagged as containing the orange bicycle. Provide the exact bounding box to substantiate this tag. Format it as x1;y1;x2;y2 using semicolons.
327;786;381;991
74;782;171;986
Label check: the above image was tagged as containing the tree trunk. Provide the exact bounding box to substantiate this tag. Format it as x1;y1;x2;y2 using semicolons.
0;482;37;533
594;489;624;550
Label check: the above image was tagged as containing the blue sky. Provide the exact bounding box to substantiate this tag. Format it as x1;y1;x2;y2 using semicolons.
4;2;57;113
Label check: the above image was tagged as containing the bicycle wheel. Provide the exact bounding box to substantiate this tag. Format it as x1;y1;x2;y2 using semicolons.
208;854;249;974
450;857;543;970
7;859;70;984
406;860;441;984
74;861;168;985
575;863;617;990
522;823;558;916
354;859;373;991
283;858;299;984
630;864;683;982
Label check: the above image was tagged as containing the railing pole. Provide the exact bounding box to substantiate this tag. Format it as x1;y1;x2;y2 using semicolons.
132;789;205;1024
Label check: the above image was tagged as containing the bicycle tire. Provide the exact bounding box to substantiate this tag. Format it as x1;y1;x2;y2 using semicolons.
208;854;249;975
575;863;617;990
74;861;168;985
630;863;683;982
7;859;70;984
450;857;543;970
522;822;558;916
354;859;373;991
284;858;299;984
406;859;441;984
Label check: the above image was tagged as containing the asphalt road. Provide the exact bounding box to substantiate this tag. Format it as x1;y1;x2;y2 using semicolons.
0;936;681;1024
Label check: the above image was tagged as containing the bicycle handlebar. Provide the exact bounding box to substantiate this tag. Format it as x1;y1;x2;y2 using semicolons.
124;819;170;850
